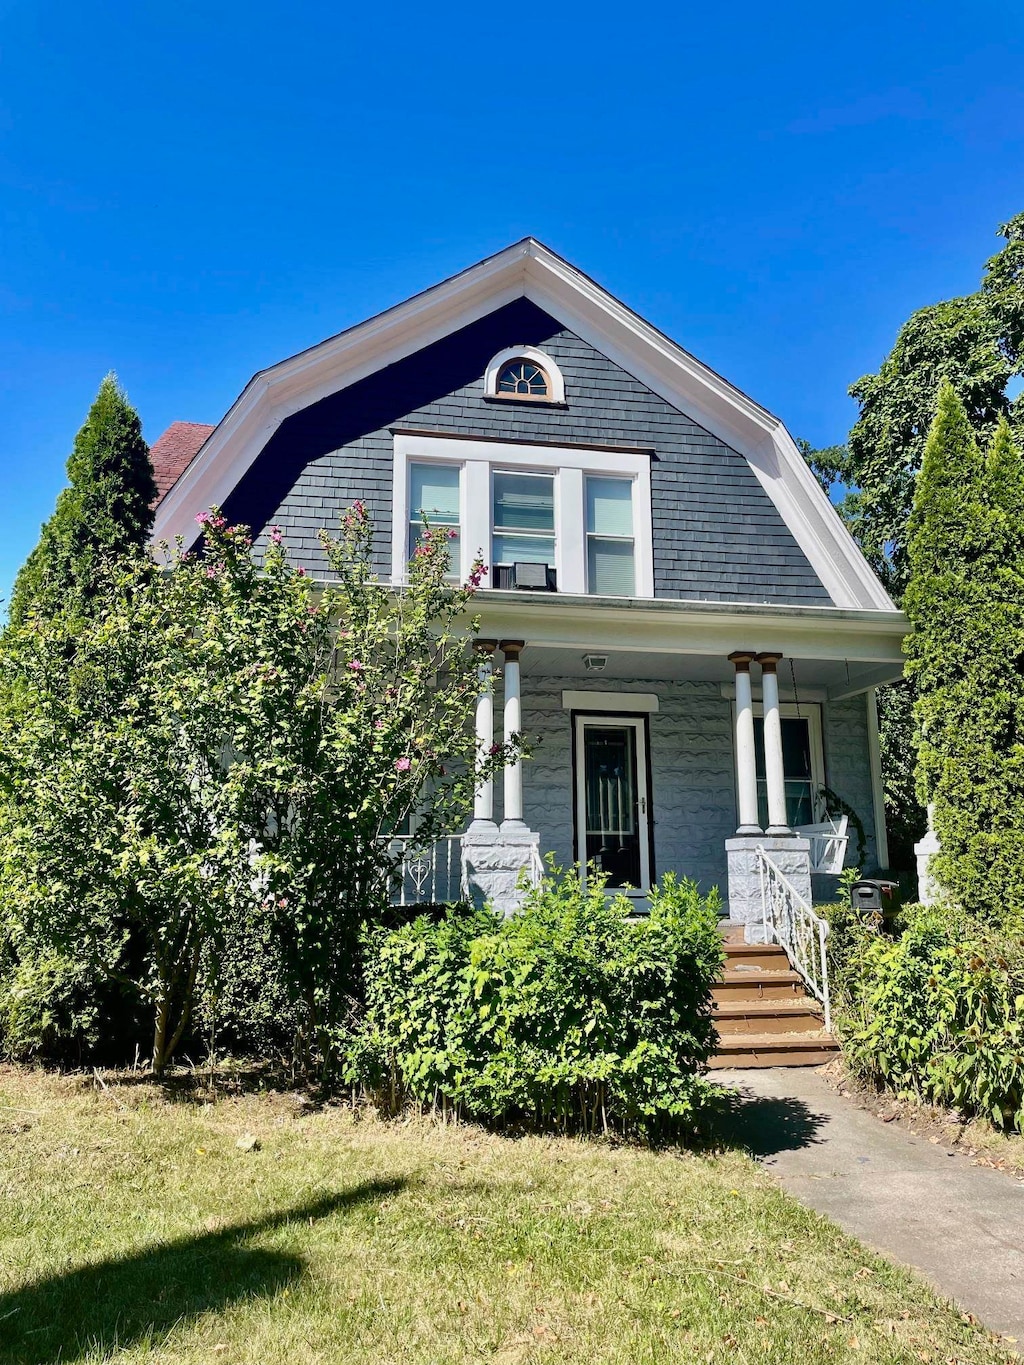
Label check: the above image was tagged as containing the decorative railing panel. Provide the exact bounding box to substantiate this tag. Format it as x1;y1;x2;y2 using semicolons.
756;846;832;1032
387;835;467;906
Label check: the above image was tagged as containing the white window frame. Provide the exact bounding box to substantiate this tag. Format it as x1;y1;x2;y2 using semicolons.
391;434;654;597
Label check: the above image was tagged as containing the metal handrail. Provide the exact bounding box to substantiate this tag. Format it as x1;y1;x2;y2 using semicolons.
756;845;832;1033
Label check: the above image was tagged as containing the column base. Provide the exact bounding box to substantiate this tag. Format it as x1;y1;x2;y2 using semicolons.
467;818;499;837
914;828;941;906
726;835;812;943
462;827;541;916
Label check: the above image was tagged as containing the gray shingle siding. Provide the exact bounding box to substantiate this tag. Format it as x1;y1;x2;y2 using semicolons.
221;298;831;605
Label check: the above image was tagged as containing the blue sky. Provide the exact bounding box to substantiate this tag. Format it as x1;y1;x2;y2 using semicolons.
1;1;1022;607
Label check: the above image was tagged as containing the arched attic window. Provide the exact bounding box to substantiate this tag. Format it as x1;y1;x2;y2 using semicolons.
483;346;566;404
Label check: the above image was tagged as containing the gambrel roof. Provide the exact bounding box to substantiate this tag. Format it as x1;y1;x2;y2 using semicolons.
151;238;895;612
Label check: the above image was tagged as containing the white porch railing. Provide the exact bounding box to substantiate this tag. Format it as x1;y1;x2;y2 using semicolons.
756;846;832;1033
387;835;468;906
794;816;850;875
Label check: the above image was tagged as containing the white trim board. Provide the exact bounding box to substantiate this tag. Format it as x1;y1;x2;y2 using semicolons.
151;237;896;614
562;690;659;712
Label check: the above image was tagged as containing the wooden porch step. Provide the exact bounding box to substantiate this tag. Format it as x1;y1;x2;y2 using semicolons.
708;1031;839;1069
722;942;791;971
712;969;804;1002
712;998;825;1035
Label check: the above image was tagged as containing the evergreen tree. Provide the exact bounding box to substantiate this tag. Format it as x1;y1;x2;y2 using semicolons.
905;384;1024;925
7;375;156;627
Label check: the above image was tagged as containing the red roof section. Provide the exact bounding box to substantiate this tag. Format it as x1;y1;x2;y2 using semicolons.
150;421;216;504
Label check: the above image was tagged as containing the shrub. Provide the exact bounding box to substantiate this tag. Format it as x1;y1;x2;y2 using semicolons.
347;866;724;1138
0;936;149;1066
833;904;1024;1132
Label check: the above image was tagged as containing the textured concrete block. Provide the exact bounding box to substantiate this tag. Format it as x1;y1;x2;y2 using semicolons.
462;827;540;915
726;835;812;942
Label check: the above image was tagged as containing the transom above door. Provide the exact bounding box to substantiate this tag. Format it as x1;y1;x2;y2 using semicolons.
573;714;652;895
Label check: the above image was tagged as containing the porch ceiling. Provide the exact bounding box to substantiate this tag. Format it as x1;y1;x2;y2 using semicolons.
474;590;907;700
519;645;899;699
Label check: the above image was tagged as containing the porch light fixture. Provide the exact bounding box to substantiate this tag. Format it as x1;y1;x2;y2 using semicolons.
582;653;607;672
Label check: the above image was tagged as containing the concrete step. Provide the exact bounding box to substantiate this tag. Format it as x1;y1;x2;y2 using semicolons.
712;998;825;1035
708;1031;839;1069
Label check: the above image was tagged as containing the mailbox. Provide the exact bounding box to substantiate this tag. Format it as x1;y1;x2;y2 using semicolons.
850;878;898;914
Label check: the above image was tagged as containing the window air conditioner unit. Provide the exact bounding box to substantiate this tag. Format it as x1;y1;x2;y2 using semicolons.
512;561;556;591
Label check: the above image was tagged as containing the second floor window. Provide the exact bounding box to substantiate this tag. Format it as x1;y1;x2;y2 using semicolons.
409;462;460;578
492;471;555;569
586;476;635;596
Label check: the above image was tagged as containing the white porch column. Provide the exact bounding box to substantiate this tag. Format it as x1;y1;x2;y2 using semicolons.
469;639;498;835
757;652;790;835
729;651;761;835
500;640;526;832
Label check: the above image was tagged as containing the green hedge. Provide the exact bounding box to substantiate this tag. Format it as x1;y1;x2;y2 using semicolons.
824;902;1024;1132
346;867;725;1138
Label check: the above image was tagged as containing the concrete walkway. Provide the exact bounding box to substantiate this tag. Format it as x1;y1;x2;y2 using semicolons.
716;1066;1024;1347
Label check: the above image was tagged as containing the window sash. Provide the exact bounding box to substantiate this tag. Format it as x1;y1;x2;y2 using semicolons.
409;462;461;580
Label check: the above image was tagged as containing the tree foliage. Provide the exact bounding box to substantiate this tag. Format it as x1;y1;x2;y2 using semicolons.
840;213;1024;600
0;507;515;1071
904;383;1024;925
7;374;157;628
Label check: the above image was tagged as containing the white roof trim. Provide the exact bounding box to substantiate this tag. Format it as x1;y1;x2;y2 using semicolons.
151;238;895;612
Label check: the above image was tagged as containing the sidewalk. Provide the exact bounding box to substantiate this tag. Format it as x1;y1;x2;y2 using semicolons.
716;1066;1024;1347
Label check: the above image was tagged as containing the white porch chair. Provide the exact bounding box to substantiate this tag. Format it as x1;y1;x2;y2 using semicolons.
793;815;849;875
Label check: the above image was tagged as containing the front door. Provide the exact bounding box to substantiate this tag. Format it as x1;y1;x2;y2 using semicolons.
574;715;652;892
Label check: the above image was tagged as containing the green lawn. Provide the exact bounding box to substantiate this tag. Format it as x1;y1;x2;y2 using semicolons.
0;1065;1012;1364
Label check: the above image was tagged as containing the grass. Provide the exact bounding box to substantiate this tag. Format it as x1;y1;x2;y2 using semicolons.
0;1064;1015;1365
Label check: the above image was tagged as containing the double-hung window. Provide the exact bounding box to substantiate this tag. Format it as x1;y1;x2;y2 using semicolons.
408;462;461;579
586;476;635;596
393;435;653;596
492;471;555;576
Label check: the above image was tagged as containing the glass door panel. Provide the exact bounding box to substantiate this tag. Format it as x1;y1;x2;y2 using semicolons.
576;719;650;890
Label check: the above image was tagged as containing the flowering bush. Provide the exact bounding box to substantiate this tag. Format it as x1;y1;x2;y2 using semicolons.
0;505;516;1071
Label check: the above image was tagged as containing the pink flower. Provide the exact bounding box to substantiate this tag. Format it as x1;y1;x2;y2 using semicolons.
447;528;457;540
395;756;411;772
489;742;501;756
375;719;385;729
348;660;363;672
296;567;306;577
195;511;210;526
270;526;283;546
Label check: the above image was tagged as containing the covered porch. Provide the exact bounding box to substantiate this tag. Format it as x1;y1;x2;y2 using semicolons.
393;591;907;931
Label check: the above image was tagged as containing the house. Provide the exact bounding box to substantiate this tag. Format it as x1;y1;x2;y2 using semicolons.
150;239;906;948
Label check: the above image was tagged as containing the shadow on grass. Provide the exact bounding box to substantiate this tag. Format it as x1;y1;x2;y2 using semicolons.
700;1089;827;1157
0;1179;405;1364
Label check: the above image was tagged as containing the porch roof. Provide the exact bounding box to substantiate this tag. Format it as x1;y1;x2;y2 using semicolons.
472;590;907;699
